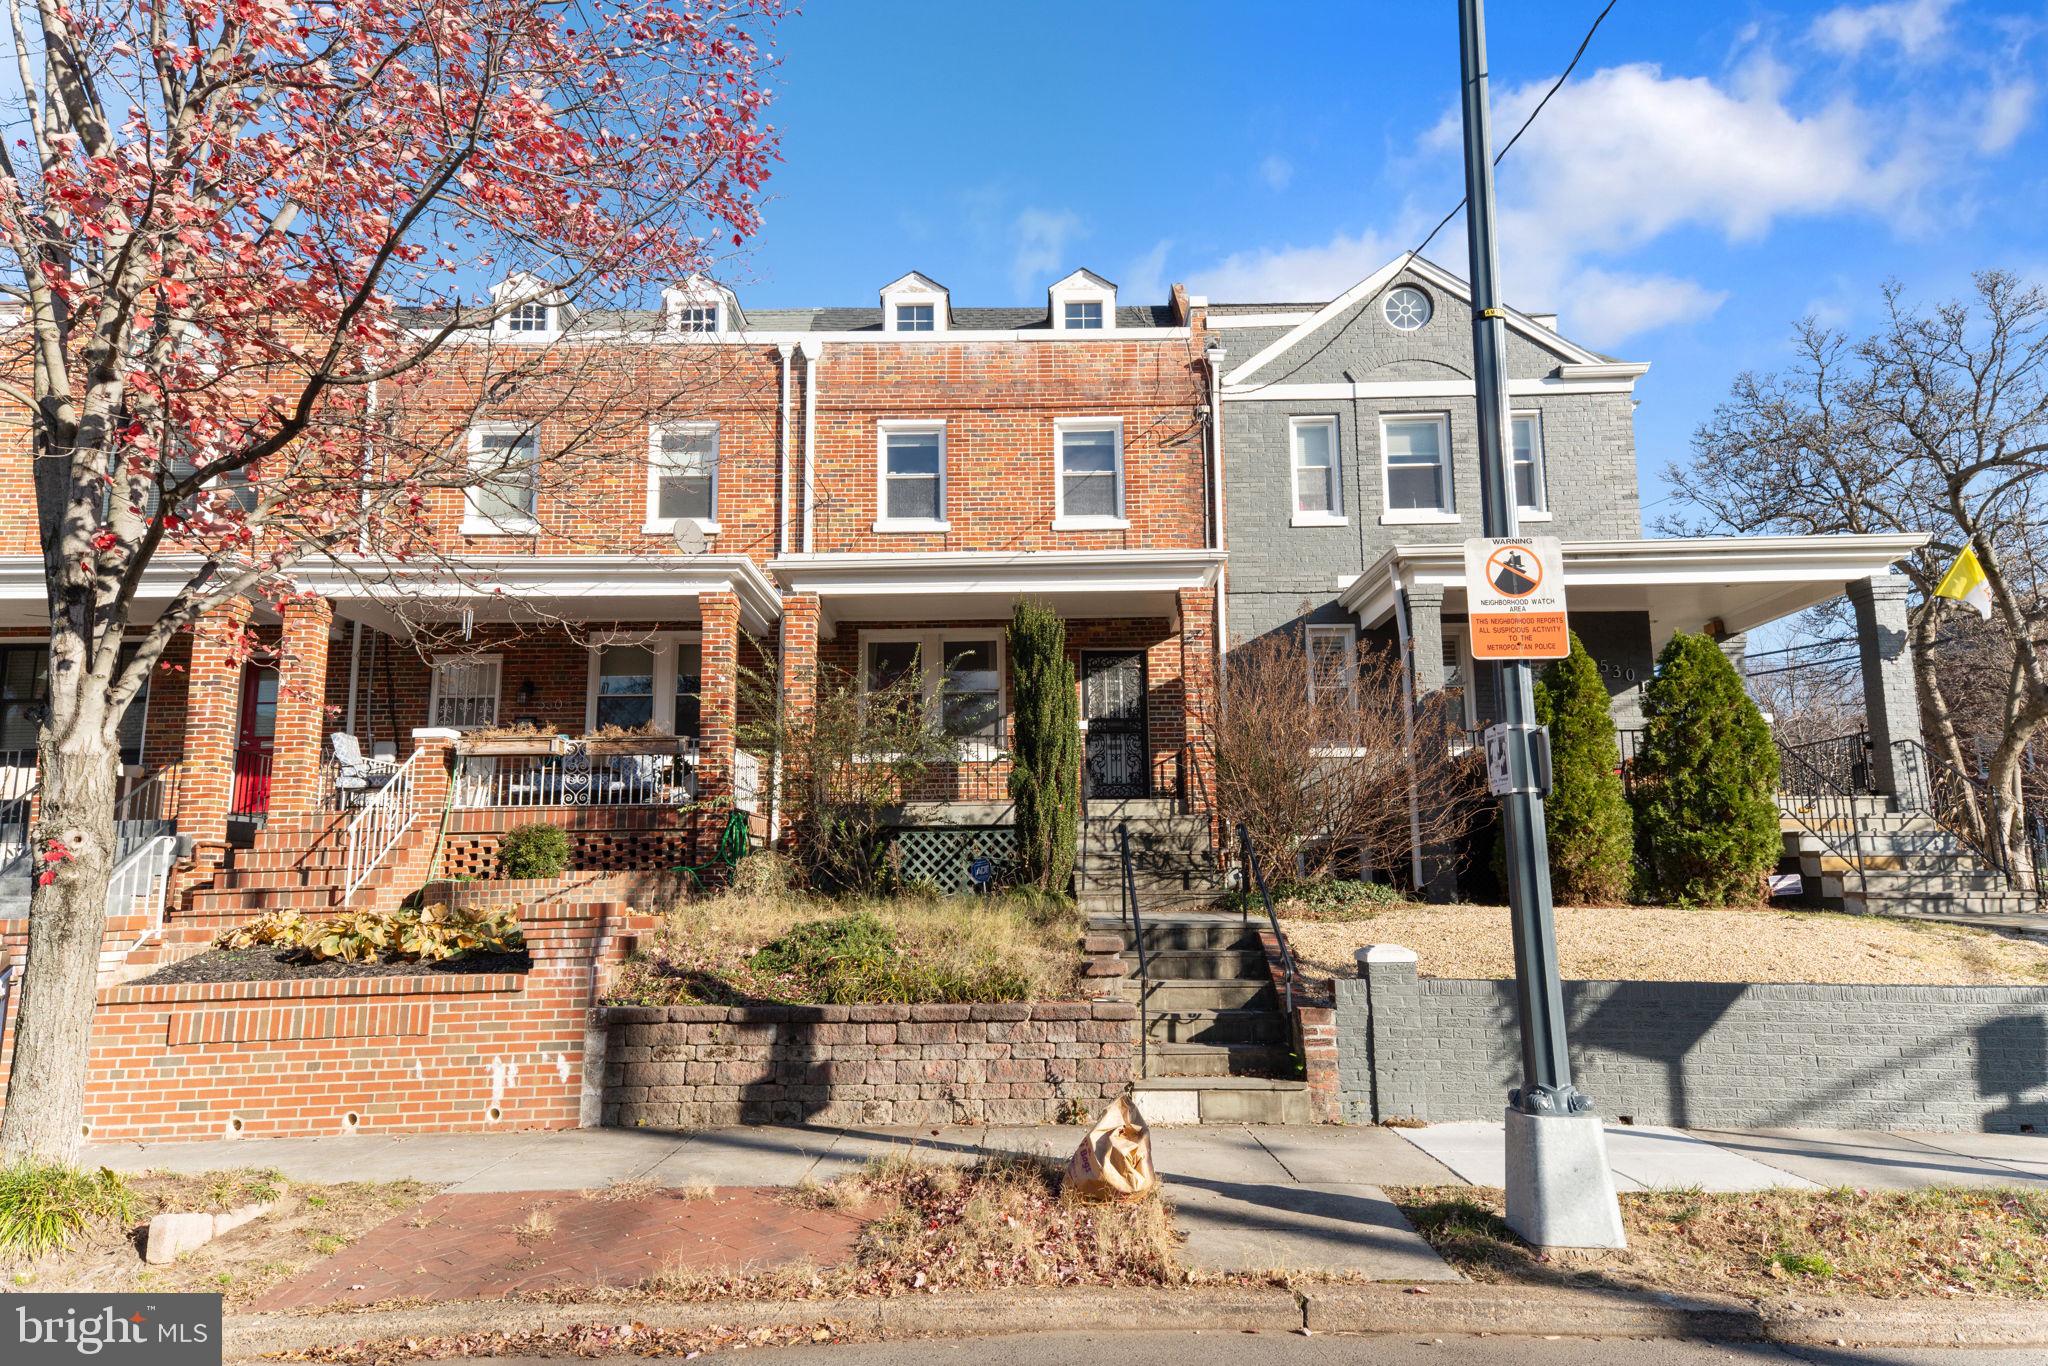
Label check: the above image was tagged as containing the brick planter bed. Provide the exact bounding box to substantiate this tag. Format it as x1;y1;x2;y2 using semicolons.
601;1000;1140;1128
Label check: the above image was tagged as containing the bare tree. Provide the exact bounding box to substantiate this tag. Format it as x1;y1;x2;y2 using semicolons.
1669;272;2048;879
0;0;783;1162
1199;632;1484;886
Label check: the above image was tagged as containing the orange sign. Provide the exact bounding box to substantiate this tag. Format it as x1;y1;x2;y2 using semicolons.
1463;536;1569;660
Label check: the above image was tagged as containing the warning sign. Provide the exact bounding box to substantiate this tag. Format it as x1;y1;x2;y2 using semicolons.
1463;536;1569;660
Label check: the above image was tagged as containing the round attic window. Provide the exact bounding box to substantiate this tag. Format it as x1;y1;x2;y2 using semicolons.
1384;286;1432;331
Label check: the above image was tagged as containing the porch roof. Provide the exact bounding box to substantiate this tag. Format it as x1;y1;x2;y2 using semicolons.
769;548;1225;636
1336;533;1930;643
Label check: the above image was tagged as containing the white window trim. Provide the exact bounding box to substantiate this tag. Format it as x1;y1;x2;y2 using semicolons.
460;422;541;536
1304;624;1359;708
858;627;1007;760
1048;271;1117;332
1511;408;1551;521
583;633;704;734
1051;416;1128;530
643;421;722;535
1288;415;1345;527
881;278;951;335
1440;626;1478;729
428;654;503;732
874;419;950;532
1377;411;1455;525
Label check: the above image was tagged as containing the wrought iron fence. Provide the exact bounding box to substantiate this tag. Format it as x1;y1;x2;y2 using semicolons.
1891;738;2032;893
1778;731;1875;796
1774;742;1869;904
452;740;699;810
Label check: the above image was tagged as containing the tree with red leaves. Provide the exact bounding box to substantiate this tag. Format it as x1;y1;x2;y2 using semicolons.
0;0;783;1161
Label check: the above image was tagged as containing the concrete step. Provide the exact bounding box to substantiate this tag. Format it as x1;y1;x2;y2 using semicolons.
1082;798;1182;821
1132;1074;1314;1125
1782;813;1943;836
1822;867;2018;899
1849;890;2042;917
1128;948;1269;981
1142;979;1274;1013
1799;851;1986;876
1777;793;1895;815
1144;1007;1290;1047
1144;1041;1296;1078
1088;916;1260;953
1078;891;1228;916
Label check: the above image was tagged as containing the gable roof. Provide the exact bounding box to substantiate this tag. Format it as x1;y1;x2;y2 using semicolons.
1221;254;1612;386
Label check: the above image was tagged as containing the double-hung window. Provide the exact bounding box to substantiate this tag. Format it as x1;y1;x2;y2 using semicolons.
1063;301;1104;329
1511;412;1548;517
586;639;702;735
861;631;1005;753
672;305;719;334
877;421;946;530
647;423;718;531
1304;624;1358;709
1380;414;1454;521
463;425;539;534
1053;418;1124;528
1290;416;1343;525
430;655;502;731
895;303;934;332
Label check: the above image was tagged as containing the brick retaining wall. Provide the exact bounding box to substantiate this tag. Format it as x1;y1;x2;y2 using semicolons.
601;1000;1140;1128
1337;946;2048;1132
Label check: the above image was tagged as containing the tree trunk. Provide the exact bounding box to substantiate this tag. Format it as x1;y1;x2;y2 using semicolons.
0;727;120;1164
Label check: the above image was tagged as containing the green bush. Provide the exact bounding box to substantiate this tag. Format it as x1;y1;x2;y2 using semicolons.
1234;876;1402;921
498;822;572;879
1534;634;1635;905
0;1162;136;1256
1632;632;1782;905
1008;599;1079;894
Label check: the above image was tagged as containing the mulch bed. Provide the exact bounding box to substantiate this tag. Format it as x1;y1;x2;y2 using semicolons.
134;947;531;986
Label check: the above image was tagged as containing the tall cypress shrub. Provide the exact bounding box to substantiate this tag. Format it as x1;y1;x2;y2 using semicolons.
1534;633;1633;905
1632;631;1782;905
1008;599;1079;895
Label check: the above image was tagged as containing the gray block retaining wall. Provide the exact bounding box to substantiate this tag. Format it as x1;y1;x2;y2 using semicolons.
601;1001;1139;1128
1337;951;2048;1132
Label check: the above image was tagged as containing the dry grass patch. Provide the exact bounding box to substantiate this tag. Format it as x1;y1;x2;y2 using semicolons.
0;1170;435;1306
1284;901;2048;986
1392;1185;2048;1300
611;886;1085;1006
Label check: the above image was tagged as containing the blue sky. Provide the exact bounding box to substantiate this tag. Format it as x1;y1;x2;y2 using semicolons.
734;0;2047;521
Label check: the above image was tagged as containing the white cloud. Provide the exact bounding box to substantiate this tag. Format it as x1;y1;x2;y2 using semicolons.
1121;238;1173;305
1009;208;1081;295
1564;269;1730;342
1979;79;2037;154
1185;227;1403;303
1258;155;1294;192
1811;0;1956;59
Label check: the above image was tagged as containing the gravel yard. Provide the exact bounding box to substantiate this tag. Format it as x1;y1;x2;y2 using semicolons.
1282;902;2048;985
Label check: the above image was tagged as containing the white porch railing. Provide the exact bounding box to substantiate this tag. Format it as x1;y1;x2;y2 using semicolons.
451;739;699;810
342;747;425;904
735;749;763;814
108;833;181;952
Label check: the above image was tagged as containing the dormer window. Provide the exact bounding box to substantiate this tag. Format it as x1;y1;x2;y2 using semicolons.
1047;269;1118;333
673;305;719;333
662;276;742;336
879;272;951;334
1063;301;1104;330
506;302;552;333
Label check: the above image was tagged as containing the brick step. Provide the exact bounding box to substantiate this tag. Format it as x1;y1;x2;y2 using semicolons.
224;849;350;873
1143;1041;1297;1078
1132;1074;1314;1125
184;886;345;914
218;866;347;891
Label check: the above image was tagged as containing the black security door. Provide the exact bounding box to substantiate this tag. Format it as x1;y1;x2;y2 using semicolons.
1080;650;1148;799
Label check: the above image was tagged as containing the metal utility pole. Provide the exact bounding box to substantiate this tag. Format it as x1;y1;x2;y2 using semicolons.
1455;0;1624;1248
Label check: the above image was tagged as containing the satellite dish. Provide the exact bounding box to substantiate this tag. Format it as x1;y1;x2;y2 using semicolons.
671;521;708;555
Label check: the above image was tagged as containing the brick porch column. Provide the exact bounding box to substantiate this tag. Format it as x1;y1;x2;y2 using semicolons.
698;590;740;807
1848;573;1925;805
267;597;334;818
776;593;820;846
180;595;253;868
408;727;459;812
1177;586;1217;822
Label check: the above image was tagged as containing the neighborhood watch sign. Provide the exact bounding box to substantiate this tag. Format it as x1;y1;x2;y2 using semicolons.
1462;535;1569;660
9;1295;221;1366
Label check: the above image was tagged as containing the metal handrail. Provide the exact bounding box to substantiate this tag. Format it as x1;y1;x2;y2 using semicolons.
1235;822;1294;1017
342;748;425;905
1779;730;1876;795
1117;820;1151;1080
1892;738;2025;890
108;833;181;954
1775;742;1868;905
113;764;178;862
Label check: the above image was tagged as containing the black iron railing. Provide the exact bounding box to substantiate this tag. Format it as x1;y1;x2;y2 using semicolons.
1235;822;1294;1018
1775;742;1869;905
1779;730;1876;796
1116;820;1152;1080
1891;738;2033;893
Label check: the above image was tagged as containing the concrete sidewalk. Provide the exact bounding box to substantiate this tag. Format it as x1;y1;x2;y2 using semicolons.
85;1121;2048;1279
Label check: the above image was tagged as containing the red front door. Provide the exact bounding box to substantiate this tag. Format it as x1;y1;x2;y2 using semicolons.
231;666;278;817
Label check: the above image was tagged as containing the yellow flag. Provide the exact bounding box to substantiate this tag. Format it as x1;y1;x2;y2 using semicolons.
1933;545;1992;620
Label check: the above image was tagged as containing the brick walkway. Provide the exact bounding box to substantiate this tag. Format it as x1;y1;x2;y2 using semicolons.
254;1187;865;1309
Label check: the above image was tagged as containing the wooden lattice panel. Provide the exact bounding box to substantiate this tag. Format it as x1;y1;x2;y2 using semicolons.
891;826;1020;893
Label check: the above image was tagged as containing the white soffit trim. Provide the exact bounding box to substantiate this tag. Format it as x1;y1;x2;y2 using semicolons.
1222;377;1641;401
1203;312;1319;329
771;548;1225;596
302;554;784;633
421;326;1192;346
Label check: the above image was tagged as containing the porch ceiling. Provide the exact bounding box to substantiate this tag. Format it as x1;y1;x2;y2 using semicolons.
1338;533;1931;643
770;549;1225;636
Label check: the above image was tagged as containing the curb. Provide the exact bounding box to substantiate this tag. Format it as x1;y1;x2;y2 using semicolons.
224;1283;2048;1359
